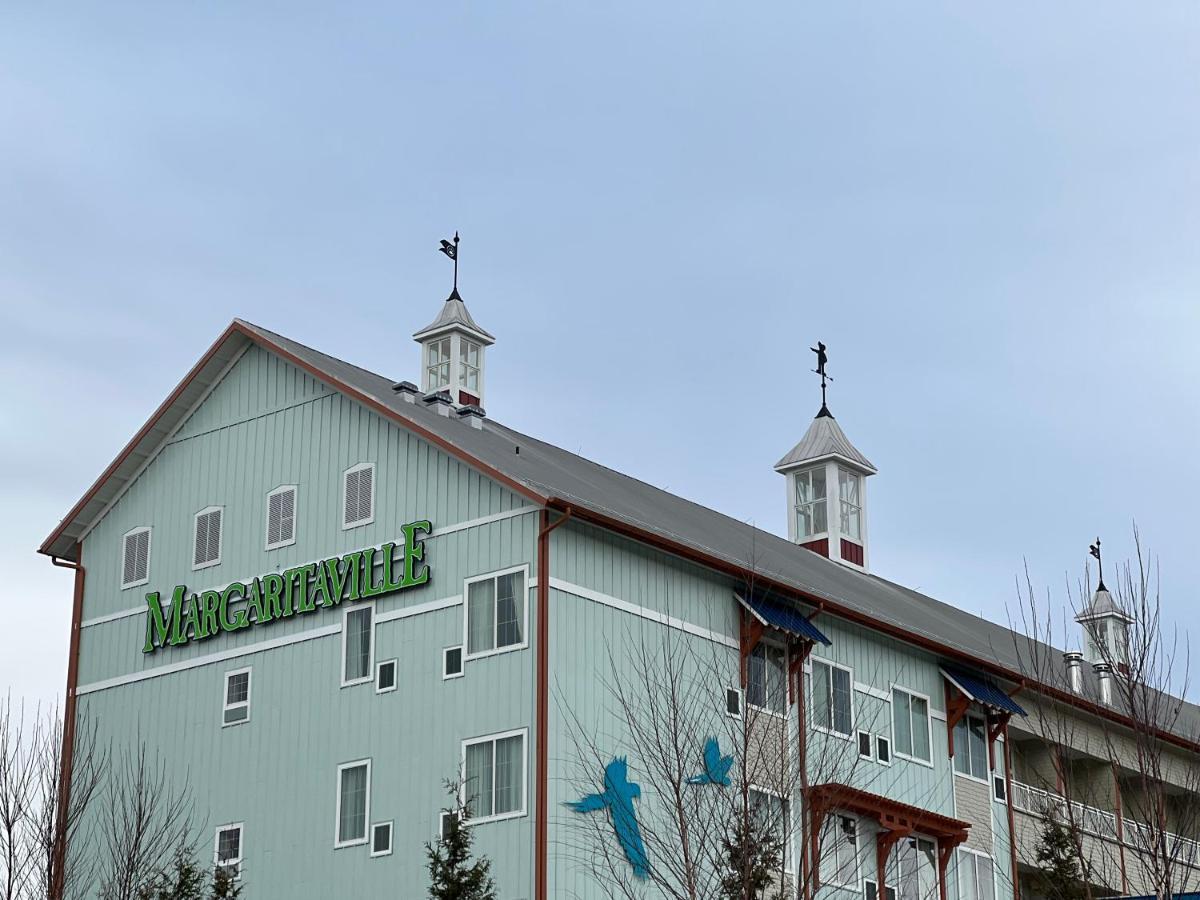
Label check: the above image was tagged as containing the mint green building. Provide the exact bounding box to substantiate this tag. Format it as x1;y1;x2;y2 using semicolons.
39;287;1200;899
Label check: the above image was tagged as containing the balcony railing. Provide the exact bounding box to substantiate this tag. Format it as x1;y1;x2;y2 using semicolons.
1011;781;1200;866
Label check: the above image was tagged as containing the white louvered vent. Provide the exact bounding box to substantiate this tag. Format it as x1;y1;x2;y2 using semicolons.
194;508;223;568
266;487;296;549
343;465;374;528
122;528;151;587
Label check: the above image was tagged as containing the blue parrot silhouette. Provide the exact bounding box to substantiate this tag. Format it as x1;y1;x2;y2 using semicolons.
686;737;734;787
565;757;650;879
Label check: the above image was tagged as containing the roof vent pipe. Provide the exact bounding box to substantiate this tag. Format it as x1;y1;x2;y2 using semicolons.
1064;652;1084;693
456;404;486;430
1093;661;1113;705
422;390;454;417
392;381;420;404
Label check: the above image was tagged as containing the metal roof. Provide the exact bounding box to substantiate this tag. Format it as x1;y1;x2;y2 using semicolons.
941;666;1028;716
739;595;832;646
774;412;877;474
411;290;495;344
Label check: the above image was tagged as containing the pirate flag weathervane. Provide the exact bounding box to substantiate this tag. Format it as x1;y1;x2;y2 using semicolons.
812;341;833;417
438;231;460;296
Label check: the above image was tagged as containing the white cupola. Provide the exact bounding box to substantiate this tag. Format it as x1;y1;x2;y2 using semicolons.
774;342;876;570
1076;539;1132;666
412;233;495;409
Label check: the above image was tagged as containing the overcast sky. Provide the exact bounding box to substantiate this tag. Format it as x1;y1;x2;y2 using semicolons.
2;2;1198;706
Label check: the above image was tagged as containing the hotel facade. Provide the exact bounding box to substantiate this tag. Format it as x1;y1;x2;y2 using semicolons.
40;288;1200;899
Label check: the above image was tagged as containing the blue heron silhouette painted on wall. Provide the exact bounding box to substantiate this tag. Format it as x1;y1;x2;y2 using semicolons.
686;737;734;787
566;757;650;879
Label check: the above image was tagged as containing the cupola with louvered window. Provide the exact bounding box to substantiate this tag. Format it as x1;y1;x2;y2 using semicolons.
343;464;375;529
121;527;151;588
266;486;297;549
193;507;223;569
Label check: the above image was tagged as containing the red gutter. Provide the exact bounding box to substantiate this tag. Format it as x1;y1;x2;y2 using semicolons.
49;546;84;900
534;507;572;900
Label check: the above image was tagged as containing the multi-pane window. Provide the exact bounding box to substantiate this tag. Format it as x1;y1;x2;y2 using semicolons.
812;659;853;736
213;824;243;879
823;814;859;887
343;464;374;529
193;507;223;569
466;570;526;657
121;527;151;588
794;466;828;538
897;836;937;900
335;760;371;847
953;714;989;780
343;606;374;685
892;688;931;762
957;850;995;900
749;789;789;865
265;486;296;549
463;730;525;821
222;668;251;726
746;643;786;714
458;339;481;393
426;338;451;391
839;469;862;541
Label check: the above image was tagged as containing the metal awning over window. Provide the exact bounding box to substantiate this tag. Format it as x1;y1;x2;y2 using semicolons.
940;666;1027;716
737;594;831;646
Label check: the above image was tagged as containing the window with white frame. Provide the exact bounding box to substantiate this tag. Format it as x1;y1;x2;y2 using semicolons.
465;569;526;657
222;668;251;726
426;338;451;391
749;788;790;866
746;643;786;714
957;849;995;900
370;821;393;857
193;507;223;569
726;687;743;719
443;646;464;679
858;730;873;759
458;339;481;393
866;881;897;900
953;713;989;780
342;464;375;529
822;814;859;887
463;730;526;822
876;733;892;765
812;658;853;736
376;659;397;693
213;823;243;879
343;606;374;685
335;760;371;847
897;836;937;900
892;688;931;763
839;469;862;541
265;485;296;549
794;466;828;538
121;527;151;588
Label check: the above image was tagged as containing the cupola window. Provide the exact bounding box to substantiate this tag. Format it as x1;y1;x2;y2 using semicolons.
839;469;862;541
426;338;451;391
458;339;481;393
794;466;828;538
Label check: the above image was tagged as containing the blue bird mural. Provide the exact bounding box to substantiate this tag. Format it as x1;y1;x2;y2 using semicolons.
565;757;650;879
686;737;734;787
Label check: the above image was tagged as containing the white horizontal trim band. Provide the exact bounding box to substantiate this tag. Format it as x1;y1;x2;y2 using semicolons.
855;682;891;701
374;594;461;624
82;505;536;629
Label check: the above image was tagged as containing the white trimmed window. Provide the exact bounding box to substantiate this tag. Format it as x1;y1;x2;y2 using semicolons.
222;668;251;726
953;713;989;780
426;338;451;391
213;823;243;879
858;730;873;759
957;849;995;900
892;687;932;763
265;485;296;550
370;821;393;858
898;836;938;900
749;788;790;866
812;659;853;736
462;729;526;823
726;687;743;719
342;606;374;686
193;507;223;569
443;646;464;679
342;463;375;529
747;643;786;714
465;568;527;658
839;469;862;541
121;527;151;588
458;339;481;393
335;760;371;847
794;465;828;538
822;814;860;887
376;659;397;694
876;733;892;765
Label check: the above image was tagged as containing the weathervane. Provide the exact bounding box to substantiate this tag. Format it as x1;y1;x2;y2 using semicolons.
812;341;832;415
438;231;460;295
1089;537;1105;590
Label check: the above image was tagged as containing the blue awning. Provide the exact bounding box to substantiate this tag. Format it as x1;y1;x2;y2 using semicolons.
941;666;1027;716
739;595;831;646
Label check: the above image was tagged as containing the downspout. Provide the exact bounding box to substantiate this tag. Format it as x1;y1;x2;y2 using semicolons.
50;546;85;900
1002;723;1018;900
534;506;571;900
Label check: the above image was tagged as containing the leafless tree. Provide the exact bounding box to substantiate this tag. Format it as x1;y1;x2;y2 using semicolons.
1009;530;1200;900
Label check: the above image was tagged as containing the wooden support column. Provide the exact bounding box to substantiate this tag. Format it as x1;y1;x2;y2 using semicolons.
945;683;970;759
876;825;910;897
739;609;764;689
986;713;1010;772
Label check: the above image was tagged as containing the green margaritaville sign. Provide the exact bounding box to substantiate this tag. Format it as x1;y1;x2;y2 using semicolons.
143;520;432;653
